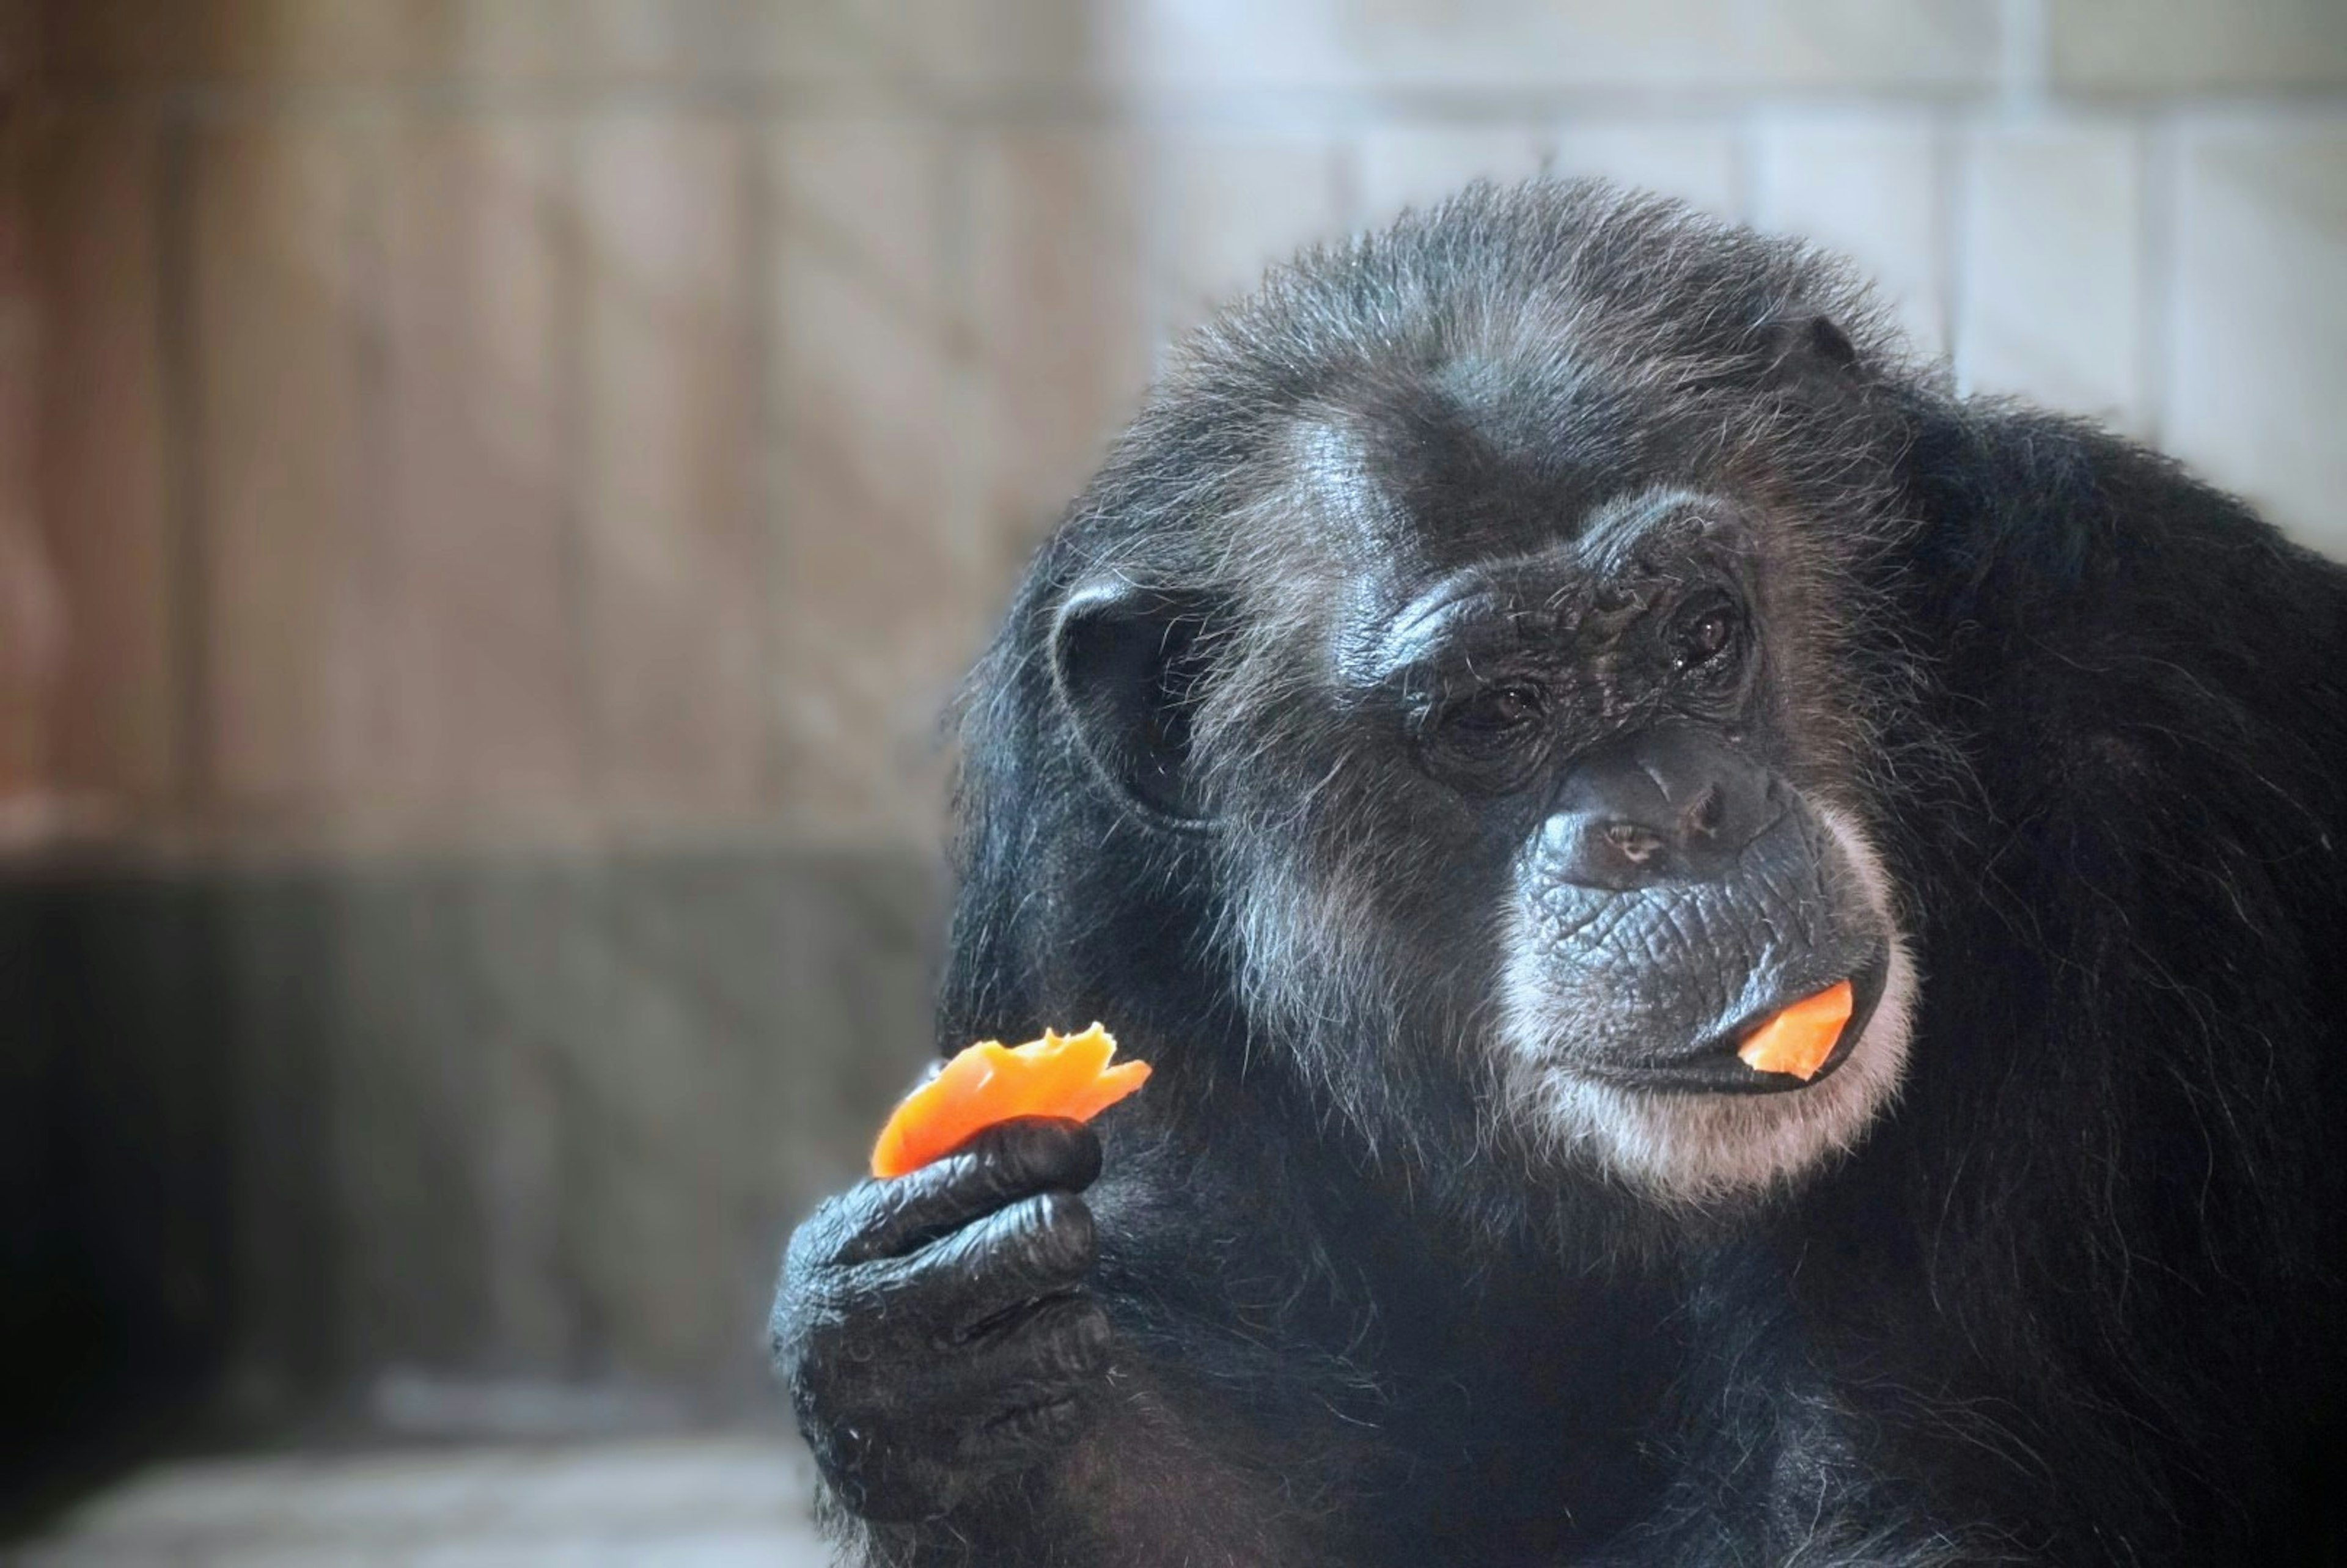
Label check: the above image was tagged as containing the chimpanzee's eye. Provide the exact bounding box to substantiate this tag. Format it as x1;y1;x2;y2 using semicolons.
1442;684;1544;742
1671;598;1742;670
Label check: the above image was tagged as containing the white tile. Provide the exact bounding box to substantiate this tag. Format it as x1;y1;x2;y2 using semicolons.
1155;133;1345;338
1340;0;1753;90
1087;0;1365;89
1757;0;2002;89
1354;126;1554;229
1752;115;1950;361
1958;122;2147;434
1550;123;1743;220
2165;122;2347;556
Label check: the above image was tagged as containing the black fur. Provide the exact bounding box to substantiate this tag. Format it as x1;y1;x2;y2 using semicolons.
774;180;2347;1565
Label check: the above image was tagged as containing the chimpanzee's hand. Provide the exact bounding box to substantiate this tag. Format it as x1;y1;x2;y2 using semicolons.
771;1116;1111;1523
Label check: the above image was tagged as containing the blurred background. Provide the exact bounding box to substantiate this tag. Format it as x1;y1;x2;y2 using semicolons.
0;0;2340;1561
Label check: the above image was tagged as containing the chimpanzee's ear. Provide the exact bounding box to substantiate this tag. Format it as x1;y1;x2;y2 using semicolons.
1760;310;1862;381
1050;578;1218;828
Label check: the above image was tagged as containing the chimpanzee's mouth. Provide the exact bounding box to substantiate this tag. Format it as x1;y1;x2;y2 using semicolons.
1588;943;1892;1097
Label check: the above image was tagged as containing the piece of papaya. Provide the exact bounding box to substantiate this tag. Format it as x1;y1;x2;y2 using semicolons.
1735;980;1855;1081
869;1024;1151;1179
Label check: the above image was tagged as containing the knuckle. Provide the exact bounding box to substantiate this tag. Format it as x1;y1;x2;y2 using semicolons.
1033;1299;1113;1378
805;1178;922;1267
1023;1190;1098;1272
975;1396;1085;1457
971;1115;1103;1193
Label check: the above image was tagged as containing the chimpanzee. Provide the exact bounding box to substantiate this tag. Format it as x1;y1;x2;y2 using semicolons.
771;180;2347;1566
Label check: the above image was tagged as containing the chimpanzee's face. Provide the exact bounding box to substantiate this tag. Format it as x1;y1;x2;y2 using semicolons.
1336;480;1911;1204
1054;349;1917;1207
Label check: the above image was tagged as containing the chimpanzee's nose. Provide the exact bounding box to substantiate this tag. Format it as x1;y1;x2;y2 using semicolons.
1541;725;1783;890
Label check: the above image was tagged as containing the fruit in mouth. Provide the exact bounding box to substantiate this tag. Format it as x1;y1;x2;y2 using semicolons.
1735;980;1856;1081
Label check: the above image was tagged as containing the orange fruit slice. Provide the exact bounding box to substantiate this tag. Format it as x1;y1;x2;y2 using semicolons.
870;1024;1151;1179
1735;980;1855;1081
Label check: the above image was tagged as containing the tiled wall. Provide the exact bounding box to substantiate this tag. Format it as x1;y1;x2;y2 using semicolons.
7;0;2344;852
2;1;2342;1425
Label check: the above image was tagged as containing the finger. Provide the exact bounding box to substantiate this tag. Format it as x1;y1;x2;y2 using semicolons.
919;1291;1113;1420
899;1190;1099;1325
832;1117;1102;1266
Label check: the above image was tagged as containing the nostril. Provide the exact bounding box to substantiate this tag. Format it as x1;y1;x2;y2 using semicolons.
1604;821;1667;864
1687;785;1725;838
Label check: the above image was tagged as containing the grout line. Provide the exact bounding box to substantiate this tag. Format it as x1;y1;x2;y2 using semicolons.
349;113;394;806
1329;133;1364;236
1730;106;1765;229
744;119;788;814
153;108;211;815
1937;113;1972;391
936;112;993;617
2136;115;2178;450
1138;125;1177;372
548;119;598;829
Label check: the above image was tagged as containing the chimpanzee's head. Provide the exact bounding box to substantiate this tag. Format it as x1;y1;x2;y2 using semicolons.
997;183;1925;1209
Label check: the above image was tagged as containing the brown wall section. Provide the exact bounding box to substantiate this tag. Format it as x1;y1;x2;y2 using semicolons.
7;0;2346;855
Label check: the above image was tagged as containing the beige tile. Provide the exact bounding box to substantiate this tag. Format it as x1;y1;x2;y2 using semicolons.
211;0;441;78
1752;115;1950;361
376;120;585;818
37;0;954;90
188;124;373;812
1156;133;1346;339
1957;122;2147;433
2049;0;2347;91
1551;122;1743;219
442;0;1018;87
577;115;768;818
2165;123;2347;556
767;123;971;844
881;0;1096;89
1355;126;1555;229
968;129;1156;574
30;117;179;812
549;0;781;79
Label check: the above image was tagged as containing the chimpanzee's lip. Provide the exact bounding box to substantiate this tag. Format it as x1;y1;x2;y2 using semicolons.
1590;943;1892;1097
